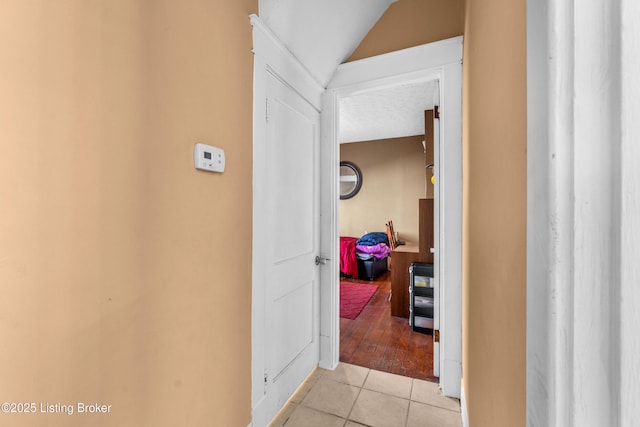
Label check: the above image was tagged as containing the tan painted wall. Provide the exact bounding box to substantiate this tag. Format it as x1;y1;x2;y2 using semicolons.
462;0;527;426
347;0;464;62
0;1;256;426
340;136;425;243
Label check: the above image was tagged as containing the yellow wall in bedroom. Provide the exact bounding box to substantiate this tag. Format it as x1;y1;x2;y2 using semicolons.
340;136;426;243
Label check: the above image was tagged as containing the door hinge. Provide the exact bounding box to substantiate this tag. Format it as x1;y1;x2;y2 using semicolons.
265;99;269;122
434;105;440;119
434;329;440;343
263;371;268;395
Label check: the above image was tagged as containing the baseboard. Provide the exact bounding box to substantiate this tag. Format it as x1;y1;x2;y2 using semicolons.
460;380;470;427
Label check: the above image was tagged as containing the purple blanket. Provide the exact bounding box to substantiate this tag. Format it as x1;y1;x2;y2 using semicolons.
356;243;391;260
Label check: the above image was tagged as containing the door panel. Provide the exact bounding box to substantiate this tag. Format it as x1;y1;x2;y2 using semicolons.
267;97;315;263
270;281;314;378
259;71;320;423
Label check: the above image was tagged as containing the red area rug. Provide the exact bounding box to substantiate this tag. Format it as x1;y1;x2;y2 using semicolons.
340;281;378;320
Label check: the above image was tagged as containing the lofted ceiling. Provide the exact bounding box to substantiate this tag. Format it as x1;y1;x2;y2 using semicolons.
259;0;394;87
259;0;435;144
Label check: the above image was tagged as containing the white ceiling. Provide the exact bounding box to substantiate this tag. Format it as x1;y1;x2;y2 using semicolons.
259;0;394;87
339;79;440;143
259;0;435;144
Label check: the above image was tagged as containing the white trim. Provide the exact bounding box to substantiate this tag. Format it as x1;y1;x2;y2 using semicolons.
460;381;469;427
526;0;554;425
620;2;640;425
527;0;640;425
323;37;463;398
250;15;324;109
328;36;463;89
318;85;340;370
437;60;463;398
251;23;269;422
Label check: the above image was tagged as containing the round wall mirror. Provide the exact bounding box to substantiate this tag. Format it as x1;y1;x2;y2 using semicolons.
339;161;363;200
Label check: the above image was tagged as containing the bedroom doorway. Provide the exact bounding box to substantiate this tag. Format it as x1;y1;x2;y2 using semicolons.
321;36;463;398
337;102;439;380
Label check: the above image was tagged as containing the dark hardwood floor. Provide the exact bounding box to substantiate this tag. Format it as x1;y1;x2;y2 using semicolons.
340;272;437;382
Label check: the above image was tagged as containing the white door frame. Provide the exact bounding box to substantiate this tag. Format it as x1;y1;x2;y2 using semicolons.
527;0;640;425
433;113;441;378
250;15;325;425
321;36;463;398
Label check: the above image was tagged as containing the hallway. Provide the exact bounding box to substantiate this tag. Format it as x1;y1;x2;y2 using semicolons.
268;363;461;427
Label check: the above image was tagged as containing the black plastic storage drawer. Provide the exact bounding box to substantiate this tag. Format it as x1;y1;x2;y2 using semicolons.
409;262;434;334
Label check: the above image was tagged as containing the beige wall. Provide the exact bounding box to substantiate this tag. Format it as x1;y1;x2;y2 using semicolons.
0;1;256;426
347;0;464;62
340;136;425;243
341;1;526;424
462;0;527;426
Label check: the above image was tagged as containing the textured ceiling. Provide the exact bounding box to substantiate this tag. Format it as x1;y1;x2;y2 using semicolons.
259;0;394;87
339;79;440;143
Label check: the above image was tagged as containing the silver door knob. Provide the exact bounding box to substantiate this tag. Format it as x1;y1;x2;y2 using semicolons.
315;256;330;265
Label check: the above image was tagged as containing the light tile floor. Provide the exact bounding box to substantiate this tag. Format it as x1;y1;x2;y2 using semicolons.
269;363;462;427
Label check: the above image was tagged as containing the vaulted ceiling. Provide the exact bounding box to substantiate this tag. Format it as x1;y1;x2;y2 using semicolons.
259;0;436;144
259;0;395;87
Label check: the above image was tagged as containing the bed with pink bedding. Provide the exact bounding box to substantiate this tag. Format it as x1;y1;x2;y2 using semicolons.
340;237;359;278
340;233;391;280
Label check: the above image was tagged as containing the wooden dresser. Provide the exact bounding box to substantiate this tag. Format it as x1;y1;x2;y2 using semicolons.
389;199;434;318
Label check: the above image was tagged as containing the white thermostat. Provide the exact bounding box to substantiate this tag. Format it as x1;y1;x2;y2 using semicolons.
194;143;225;173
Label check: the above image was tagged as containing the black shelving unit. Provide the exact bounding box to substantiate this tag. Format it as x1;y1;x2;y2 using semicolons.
409;262;434;334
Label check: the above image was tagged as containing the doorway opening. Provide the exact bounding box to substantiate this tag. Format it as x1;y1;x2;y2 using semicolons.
337;93;439;380
320;36;463;398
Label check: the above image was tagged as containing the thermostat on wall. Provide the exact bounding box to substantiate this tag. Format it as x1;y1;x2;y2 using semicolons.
194;143;225;173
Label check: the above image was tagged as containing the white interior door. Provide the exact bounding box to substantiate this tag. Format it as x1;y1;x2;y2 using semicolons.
253;71;321;426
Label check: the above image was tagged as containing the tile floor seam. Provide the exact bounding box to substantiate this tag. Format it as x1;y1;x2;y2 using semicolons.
417;401;461;413
295;403;345;426
373;391;413;404
299;375;364;421
403;401;410;427
353;388;412;427
404;380;416;427
343;374;367;424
